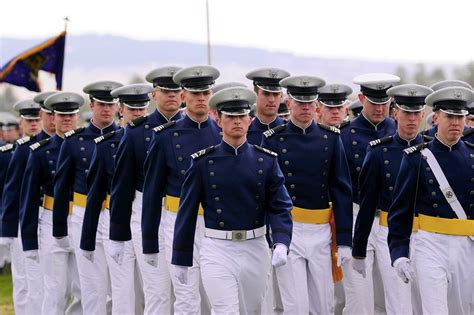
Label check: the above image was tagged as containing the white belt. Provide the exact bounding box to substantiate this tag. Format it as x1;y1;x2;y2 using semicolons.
204;226;266;241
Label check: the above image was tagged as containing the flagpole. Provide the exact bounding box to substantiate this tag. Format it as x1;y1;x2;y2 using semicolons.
64;17;70;32
206;0;212;65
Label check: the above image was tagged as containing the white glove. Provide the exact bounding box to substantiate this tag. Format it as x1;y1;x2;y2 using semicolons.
55;236;70;249
393;257;415;283
81;249;95;263
144;253;159;268
337;246;352;267
352;258;367;278
109;241;125;265
0;237;14;249
175;265;189;285
24;249;40;263
272;244;288;267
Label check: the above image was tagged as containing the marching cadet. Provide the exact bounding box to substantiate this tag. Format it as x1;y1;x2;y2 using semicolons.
80;84;149;314
52;82;121;314
316;83;352;129
245;68;290;144
172;86;293;314
0;98;54;314
20;92;84;315
261;75;353;314
339;73;399;314
141;65;221;314
1;113;21;143
348;100;363;118
109;67;182;314
467;101;474;127
422;80;473;138
388;86;473;314
277;95;290;121
352;84;433;315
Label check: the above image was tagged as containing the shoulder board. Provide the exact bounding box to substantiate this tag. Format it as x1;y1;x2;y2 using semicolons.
317;123;340;134
29;138;50;151
263;124;286;138
339;120;350;129
65;127;85;138
369;136;393;147
420;129;428;136
403;142;428;155
191;146;215;160
253;145;278;157
0;143;14;153
16;136;32;146
464;141;474;148
462;127;474;138
94;130;116;144
128;116;147;128
153;121;176;133
423;134;434;142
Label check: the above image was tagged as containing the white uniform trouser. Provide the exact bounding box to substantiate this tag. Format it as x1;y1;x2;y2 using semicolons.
414;230;474;315
164;209;210;315
200;236;271;315
132;191;171;315
101;208;136;314
375;225;412;314
71;205;109;314
343;203;379;315
409;232;423;315
276;222;333;314
10;236;28;314
39;209;82;315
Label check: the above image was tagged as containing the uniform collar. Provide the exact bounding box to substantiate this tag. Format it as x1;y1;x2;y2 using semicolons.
394;133;422;147
221;139;249;155
183;115;209;129
53;134;64;144
433;135;462;152
358;112;387;131
287;119;316;135
253;115;282;129
89;120;118;135
151;109;182;124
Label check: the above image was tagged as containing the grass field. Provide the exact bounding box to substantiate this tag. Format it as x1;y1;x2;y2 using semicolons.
0;264;14;315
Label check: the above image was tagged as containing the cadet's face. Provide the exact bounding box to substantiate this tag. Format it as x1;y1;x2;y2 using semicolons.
54;113;79;134
393;108;424;137
467;115;474;127
435;111;465;143
316;103;348;126
119;105;147;124
20;118;41;136
289;99;317;125
182;90;211;117
218;114;251;139
256;89;282;117
152;88;182;113
40;111;56;134
90;100;117;126
4;128;20;142
359;94;390;124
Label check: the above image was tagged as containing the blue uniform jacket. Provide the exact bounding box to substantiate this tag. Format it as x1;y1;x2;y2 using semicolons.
110;110;182;241
340;114;397;204
53;122;118;237
172;140;293;266
353;133;424;257
247;116;284;145
80;128;123;251
388;137;474;263
0;143;15;231
262;121;353;246
0;131;50;237
142;116;221;253
20;135;62;250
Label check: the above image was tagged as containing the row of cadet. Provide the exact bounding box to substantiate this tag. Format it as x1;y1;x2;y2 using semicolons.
0;65;473;315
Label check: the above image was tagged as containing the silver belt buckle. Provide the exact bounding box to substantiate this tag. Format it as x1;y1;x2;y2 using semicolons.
232;230;247;241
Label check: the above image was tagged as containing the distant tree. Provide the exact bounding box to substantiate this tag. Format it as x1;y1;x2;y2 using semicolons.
430;67;446;85
454;61;474;87
414;63;430;85
394;66;408;84
129;74;145;84
0;86;18;111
